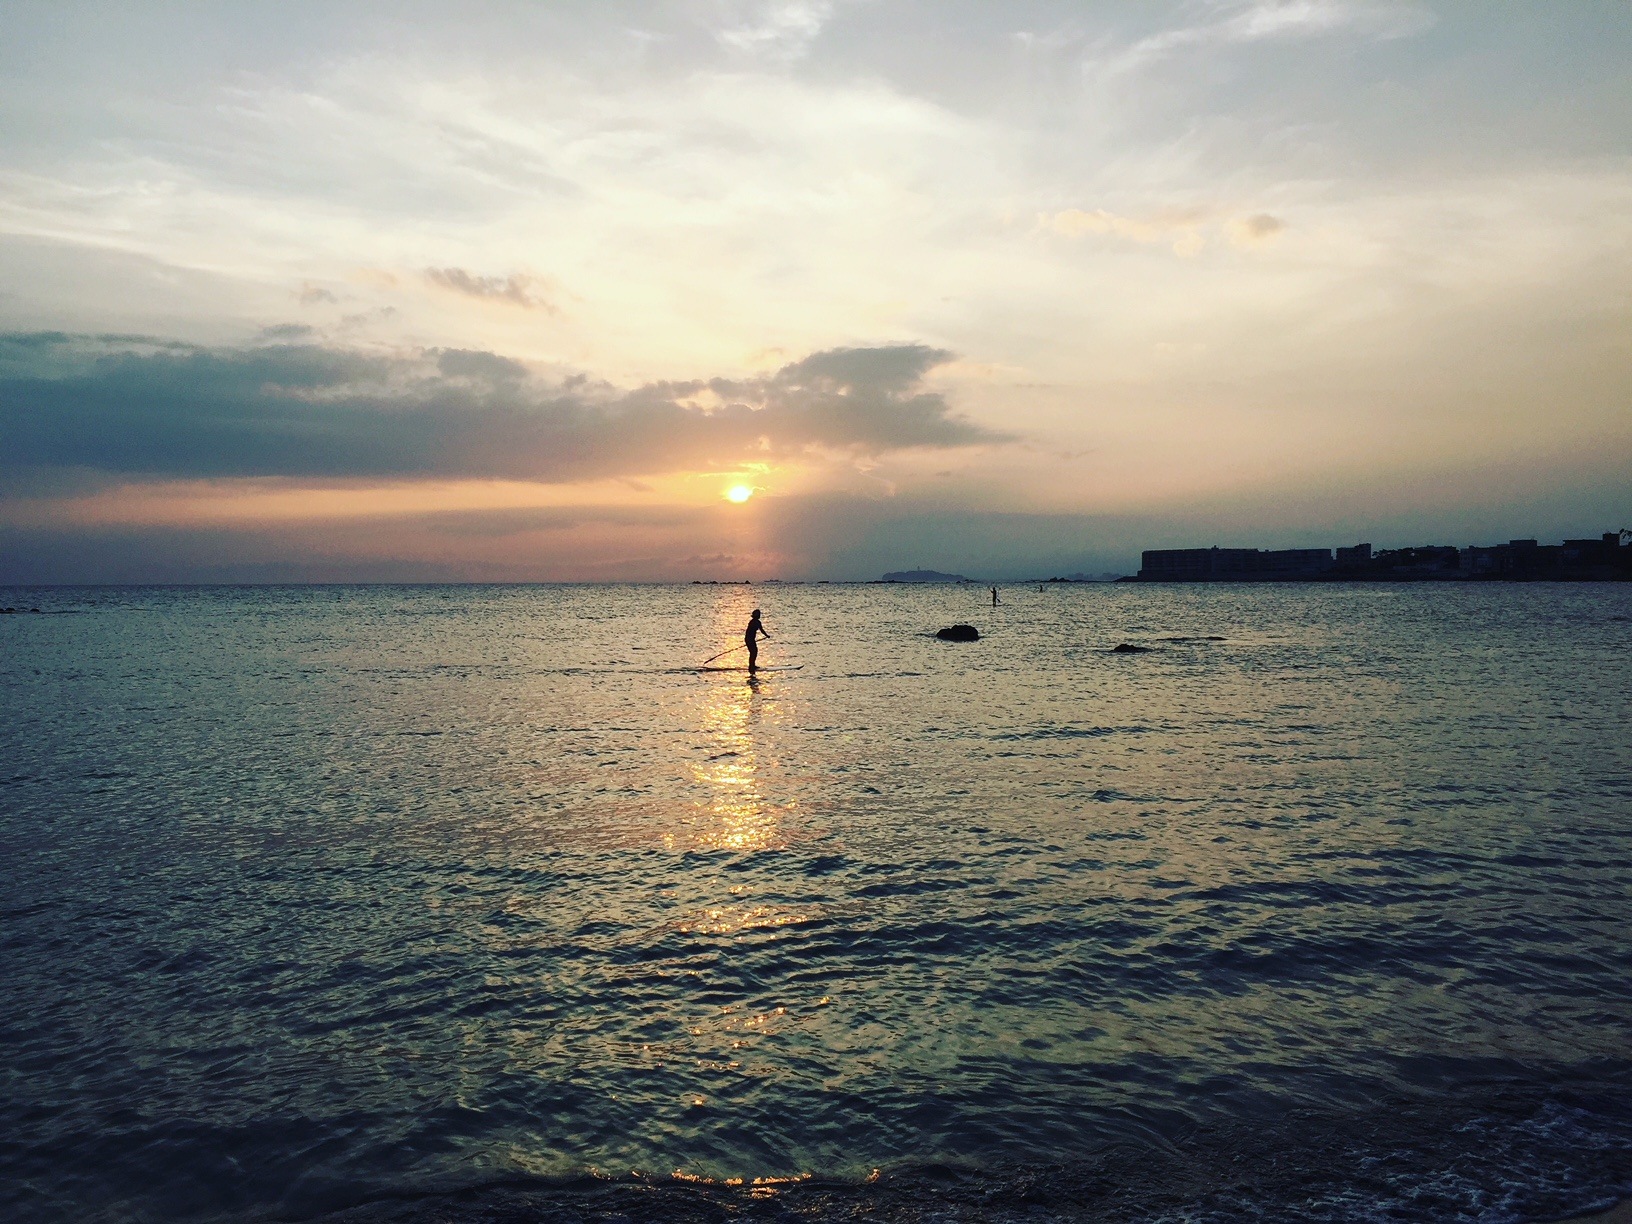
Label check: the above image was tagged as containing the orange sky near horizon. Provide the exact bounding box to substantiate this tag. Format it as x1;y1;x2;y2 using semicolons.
1;3;1628;581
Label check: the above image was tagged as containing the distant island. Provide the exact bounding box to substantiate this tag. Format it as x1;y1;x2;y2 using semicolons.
879;569;973;583
1128;531;1631;582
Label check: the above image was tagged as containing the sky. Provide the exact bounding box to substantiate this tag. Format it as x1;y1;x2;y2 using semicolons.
1;0;1628;582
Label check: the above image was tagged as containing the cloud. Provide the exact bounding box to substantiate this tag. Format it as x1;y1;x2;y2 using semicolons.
1226;212;1288;247
1126;0;1432;62
434;348;530;383
1044;208;1288;256
424;268;555;312
257;323;316;341
0;334;1009;488
715;1;836;60
1043;207;1209;256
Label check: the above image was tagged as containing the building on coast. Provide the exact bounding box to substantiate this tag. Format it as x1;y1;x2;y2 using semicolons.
1135;532;1629;581
1335;543;1372;568
1460;533;1629;579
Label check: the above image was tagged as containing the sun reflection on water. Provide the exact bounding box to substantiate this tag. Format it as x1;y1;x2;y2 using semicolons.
689;660;783;853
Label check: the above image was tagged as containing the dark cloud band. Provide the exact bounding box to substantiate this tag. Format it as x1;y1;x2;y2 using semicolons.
0;334;1009;485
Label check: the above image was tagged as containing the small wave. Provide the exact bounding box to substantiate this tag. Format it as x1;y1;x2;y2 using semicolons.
238;1096;1632;1224
992;725;1154;741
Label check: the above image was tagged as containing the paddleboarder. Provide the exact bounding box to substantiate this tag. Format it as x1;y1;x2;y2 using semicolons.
745;608;770;672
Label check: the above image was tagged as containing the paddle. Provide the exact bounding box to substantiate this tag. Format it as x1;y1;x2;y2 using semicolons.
700;643;748;666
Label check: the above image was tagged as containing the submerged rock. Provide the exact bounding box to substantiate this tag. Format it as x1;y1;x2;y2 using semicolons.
937;624;980;642
1112;643;1152;653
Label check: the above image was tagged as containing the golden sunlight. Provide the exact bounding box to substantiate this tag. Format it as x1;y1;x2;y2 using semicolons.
724;484;755;503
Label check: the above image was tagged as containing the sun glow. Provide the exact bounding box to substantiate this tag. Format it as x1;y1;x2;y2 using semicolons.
725;484;754;503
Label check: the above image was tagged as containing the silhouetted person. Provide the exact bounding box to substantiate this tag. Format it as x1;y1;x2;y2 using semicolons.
990;586;1000;606
745;608;769;671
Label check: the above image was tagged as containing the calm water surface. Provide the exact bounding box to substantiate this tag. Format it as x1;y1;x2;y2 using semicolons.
2;583;1630;1223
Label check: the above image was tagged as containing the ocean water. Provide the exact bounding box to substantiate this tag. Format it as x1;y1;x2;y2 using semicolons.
2;582;1630;1224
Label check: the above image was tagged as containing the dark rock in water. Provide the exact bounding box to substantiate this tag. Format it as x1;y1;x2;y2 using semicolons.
937;624;980;641
1112;643;1152;653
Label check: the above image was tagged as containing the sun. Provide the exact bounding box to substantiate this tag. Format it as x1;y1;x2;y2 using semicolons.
725;484;754;503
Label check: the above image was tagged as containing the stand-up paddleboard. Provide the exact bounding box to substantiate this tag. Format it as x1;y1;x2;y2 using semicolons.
697;665;805;672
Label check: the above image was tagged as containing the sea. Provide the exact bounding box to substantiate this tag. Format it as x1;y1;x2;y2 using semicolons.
2;582;1630;1224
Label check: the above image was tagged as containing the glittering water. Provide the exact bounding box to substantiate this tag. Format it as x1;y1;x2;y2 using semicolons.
3;582;1630;1224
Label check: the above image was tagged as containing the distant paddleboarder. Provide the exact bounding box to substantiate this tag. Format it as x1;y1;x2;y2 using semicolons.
745;608;770;672
990;586;1000;606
